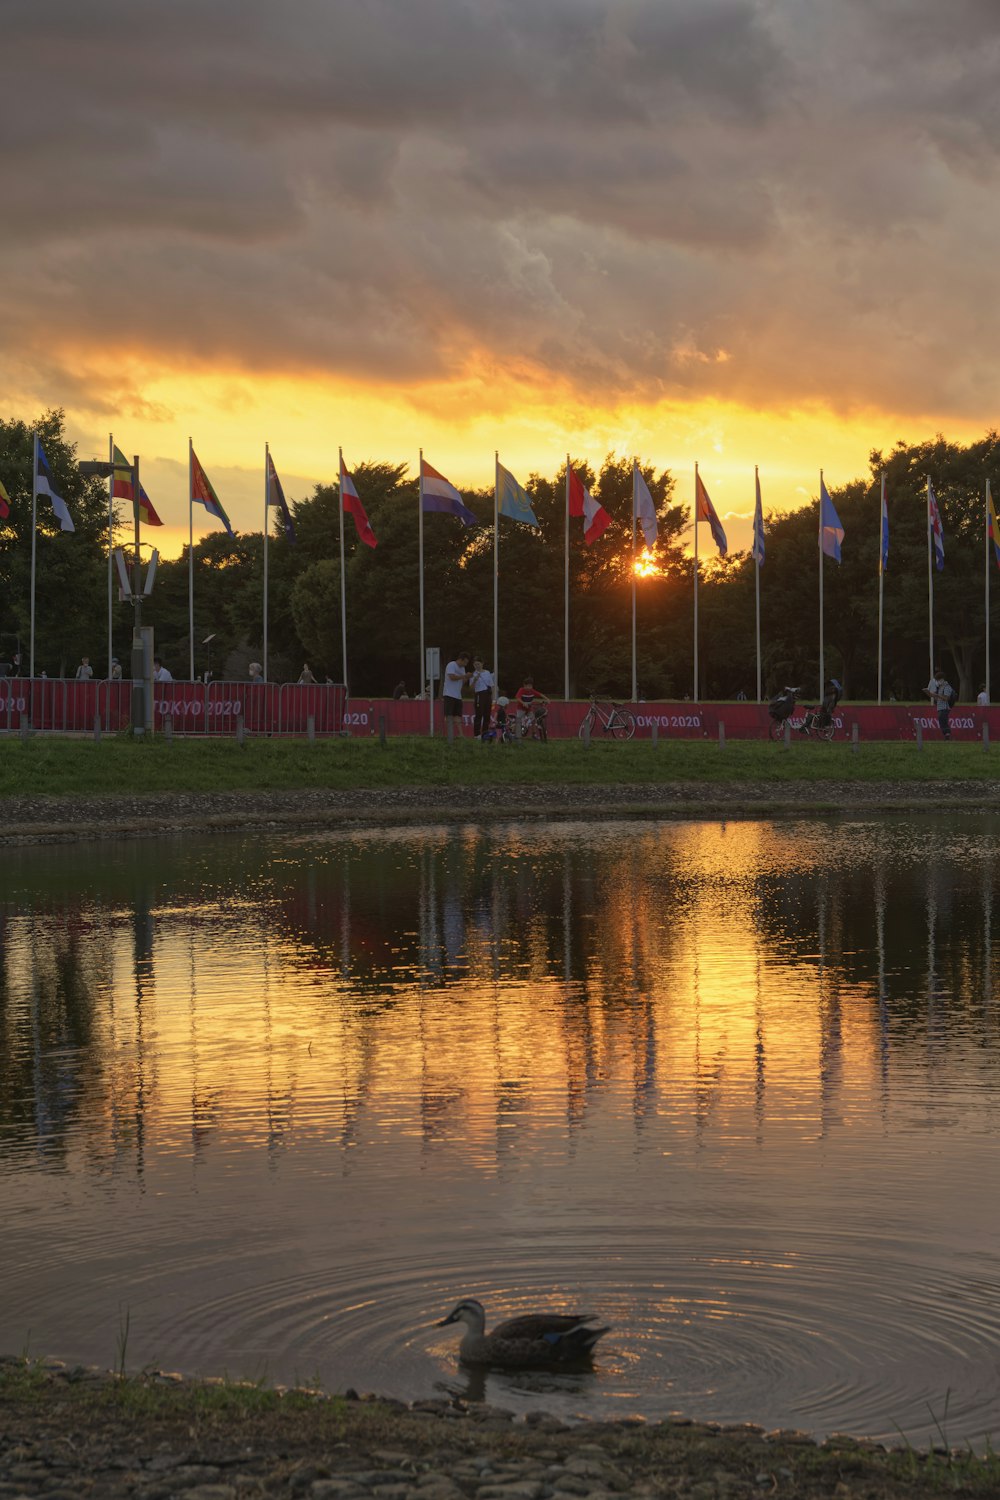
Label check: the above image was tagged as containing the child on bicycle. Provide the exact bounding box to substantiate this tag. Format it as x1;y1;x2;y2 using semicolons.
515;677;549;742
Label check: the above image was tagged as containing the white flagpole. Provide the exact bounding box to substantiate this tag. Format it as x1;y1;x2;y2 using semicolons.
494;452;500;695
29;433;38;680
754;465;761;703
987;481;992;702
188;437;195;681
630;462;637;703
818;468;825;698
693;463;700;702
419;449;426;717
877;472;885;704
339;448;348;691
927;477;934;680
263;442;270;682
107;433;115;679
564;455;570;701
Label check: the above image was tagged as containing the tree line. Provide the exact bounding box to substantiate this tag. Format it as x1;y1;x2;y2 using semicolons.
2;411;998;700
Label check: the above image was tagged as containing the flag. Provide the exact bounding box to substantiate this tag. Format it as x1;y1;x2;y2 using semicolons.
879;476;889;575
113;445;163;527
568;466;611;545
820;478;843;562
752;470;765;567
928;479;944;571
0;476;9;521
497;463;539;527
421;459;477;526
341;465;377;548
191;448;234;536
695;470;727;556
989;482;1000;571
35;440;74;533
633;463;658;549
266;452;296;543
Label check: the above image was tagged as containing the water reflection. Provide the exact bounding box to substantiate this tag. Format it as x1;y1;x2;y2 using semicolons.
2;817;1000;1445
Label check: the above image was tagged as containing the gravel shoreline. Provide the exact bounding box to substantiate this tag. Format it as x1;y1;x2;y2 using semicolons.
0;780;996;845
0;1355;983;1500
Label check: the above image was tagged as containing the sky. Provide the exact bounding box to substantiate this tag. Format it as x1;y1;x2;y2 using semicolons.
4;0;1000;558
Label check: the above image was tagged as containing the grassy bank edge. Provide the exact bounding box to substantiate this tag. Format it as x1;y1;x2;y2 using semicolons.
2;1357;1000;1498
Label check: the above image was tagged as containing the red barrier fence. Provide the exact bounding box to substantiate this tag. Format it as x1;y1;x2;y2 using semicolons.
0;678;993;741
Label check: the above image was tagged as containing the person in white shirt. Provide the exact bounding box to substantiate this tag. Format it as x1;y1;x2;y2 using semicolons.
977;685;989;706
153;657;173;683
469;656;495;738
926;667;952;738
75;655;93;681
442;653;470;725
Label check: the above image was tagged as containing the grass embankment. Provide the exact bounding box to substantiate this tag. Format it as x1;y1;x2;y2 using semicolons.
1;734;998;798
2;1359;1000;1499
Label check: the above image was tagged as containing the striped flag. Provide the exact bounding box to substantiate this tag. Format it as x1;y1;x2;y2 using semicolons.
928;479;944;571
695;470;727;556
266;451;296;543
191;448;234;537
880;475;889;574
35;439;74;533
989;481;1000;571
568;466;611;545
421;459;477;526
752;470;765;567
0;476;10;521
113;444;163;526
341;464;377;547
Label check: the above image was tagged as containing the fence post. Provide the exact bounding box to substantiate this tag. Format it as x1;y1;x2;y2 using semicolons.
163;714;173;745
236;714;245;747
851;722;859;754
582;720;591;749
19;713;30;743
983;721;990;753
379;714;386;747
718;720;726;750
93;712;101;744
307;714;315;742
783;720;791;748
651;722;658;748
916;721;924;751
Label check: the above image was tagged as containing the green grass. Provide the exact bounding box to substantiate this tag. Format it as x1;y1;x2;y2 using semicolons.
0;732;998;800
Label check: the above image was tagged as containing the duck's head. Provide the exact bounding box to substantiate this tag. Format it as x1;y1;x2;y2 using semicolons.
437;1298;486;1333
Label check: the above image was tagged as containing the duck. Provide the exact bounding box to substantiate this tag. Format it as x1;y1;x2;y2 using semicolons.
436;1297;610;1369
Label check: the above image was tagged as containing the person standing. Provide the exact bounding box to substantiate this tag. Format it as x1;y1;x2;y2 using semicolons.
926;667;953;739
469;656;495;739
153;657;173;683
75;655;93;681
442;652;470;730
977;684;989;707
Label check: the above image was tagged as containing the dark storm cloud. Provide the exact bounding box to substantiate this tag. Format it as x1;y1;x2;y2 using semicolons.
3;0;1000;418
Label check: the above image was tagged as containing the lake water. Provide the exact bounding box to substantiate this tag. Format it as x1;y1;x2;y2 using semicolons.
2;815;999;1447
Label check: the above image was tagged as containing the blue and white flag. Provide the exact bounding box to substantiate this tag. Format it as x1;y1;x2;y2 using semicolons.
879;475;889;575
422;458;477;526
497;463;539;528
633;462;658;549
35;438;74;533
820;478;843;563
752;469;765;568
928;478;944;571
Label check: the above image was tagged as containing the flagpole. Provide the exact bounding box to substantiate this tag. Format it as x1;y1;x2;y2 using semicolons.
630;462;637;704
877;472;885;704
693;463;700;702
29;433;38;680
188;437;195;682
263;442;270;682
818;468;825;699
928;475;935;677
754;465;761;703
494;452;500;695
339;448;348;691
107;433;115;680
564;455;570;701
419;449;426;720
987;480;992;702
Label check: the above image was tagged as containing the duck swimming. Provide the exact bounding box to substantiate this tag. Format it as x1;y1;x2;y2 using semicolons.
437;1297;610;1369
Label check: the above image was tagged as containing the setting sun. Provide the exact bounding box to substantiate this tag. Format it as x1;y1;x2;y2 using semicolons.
633;549;663;578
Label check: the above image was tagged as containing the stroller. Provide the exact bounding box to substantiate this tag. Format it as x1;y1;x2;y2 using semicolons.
768;685;802;740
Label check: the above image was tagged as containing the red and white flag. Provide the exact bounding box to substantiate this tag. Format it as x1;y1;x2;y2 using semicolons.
341;464;377;548
568;466;611;545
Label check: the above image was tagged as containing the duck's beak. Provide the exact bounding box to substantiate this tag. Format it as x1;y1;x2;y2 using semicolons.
437;1310;457;1326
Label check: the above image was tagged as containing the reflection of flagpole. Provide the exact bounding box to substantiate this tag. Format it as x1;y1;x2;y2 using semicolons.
107;432;115;680
419;448;426;716
693;463;700;702
564;455;570;701
877;472;885;704
494;452;500;695
339;447;348;691
630;462;637;703
188;437;195;682
818;468;825;699
754;465;761;703
263;442;270;681
927;477;935;680
29;433;38;679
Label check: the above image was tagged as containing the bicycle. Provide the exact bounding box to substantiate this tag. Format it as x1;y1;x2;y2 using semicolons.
578;696;636;740
519;704;548;742
768;685;802;741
